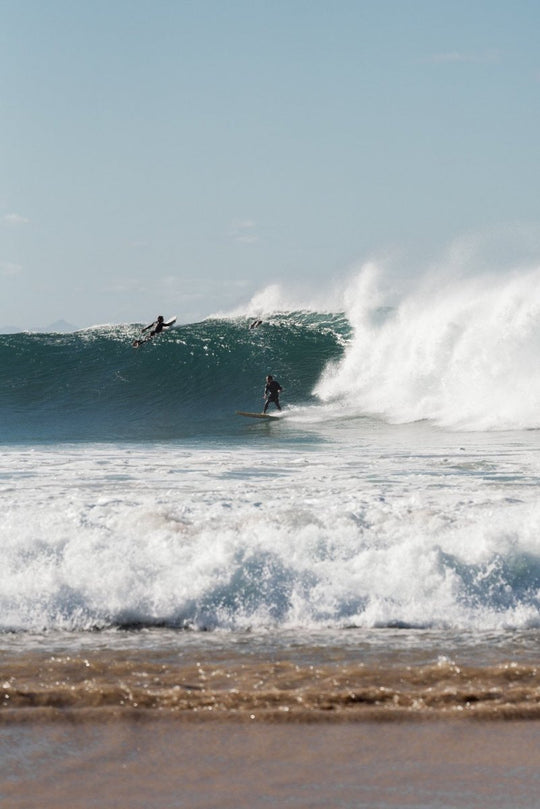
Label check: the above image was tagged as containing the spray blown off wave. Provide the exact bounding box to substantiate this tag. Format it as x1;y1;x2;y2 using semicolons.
315;263;540;430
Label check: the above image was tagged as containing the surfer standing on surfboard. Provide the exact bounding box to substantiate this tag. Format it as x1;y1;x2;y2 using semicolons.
263;375;283;413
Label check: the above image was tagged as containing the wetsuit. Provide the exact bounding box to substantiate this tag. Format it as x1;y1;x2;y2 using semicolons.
264;379;282;412
133;318;166;347
150;321;164;336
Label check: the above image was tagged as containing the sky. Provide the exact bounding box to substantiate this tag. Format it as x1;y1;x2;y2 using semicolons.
1;0;540;330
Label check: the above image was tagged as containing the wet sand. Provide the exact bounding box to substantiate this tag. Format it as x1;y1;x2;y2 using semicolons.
2;720;540;809
2;644;539;807
2;648;540;720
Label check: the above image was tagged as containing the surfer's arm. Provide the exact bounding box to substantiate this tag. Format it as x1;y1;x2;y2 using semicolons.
141;322;155;332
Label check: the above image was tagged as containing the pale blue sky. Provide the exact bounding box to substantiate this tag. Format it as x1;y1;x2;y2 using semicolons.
1;0;540;329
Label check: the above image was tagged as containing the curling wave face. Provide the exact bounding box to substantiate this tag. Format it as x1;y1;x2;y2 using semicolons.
0;313;349;442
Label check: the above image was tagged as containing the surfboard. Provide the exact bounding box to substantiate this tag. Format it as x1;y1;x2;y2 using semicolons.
236;411;280;420
132;316;176;348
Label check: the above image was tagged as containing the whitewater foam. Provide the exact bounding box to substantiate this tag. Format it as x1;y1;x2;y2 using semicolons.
2;430;540;635
3;256;540;640
315;262;540;430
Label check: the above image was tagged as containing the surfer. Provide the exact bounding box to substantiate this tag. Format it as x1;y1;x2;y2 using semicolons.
250;319;263;329
263;375;282;413
133;315;174;348
143;315;167;337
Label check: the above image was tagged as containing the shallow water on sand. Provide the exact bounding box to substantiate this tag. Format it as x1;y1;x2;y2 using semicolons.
1;627;539;722
2;721;540;809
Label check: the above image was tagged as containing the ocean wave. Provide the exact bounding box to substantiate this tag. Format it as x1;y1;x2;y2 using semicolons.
4;257;540;440
2;442;540;635
0;314;349;441
316;262;540;431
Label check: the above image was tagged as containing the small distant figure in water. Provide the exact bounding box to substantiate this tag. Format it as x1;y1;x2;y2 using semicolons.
250;319;263;329
133;315;173;348
263;374;283;413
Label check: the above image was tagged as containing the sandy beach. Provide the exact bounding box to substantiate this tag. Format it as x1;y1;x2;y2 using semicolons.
2;719;540;809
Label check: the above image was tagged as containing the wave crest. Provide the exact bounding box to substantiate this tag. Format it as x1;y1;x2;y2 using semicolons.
315;263;540;430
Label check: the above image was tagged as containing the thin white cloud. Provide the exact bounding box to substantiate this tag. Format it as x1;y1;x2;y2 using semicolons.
230;219;259;244
423;50;501;65
3;213;30;227
1;261;23;276
102;276;147;294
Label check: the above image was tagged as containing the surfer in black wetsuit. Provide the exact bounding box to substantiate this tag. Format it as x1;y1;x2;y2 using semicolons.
143;315;166;337
263;375;283;413
133;315;172;348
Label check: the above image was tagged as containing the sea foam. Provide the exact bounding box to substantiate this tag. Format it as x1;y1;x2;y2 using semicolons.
2;440;540;634
315;261;540;430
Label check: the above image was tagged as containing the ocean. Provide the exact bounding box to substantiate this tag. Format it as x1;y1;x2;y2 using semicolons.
2;270;540;804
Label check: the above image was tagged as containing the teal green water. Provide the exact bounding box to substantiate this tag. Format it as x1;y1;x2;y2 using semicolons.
0;313;349;441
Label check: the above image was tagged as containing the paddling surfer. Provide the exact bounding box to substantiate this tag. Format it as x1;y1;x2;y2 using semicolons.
133;315;173;347
263;375;283;413
142;315;167;338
